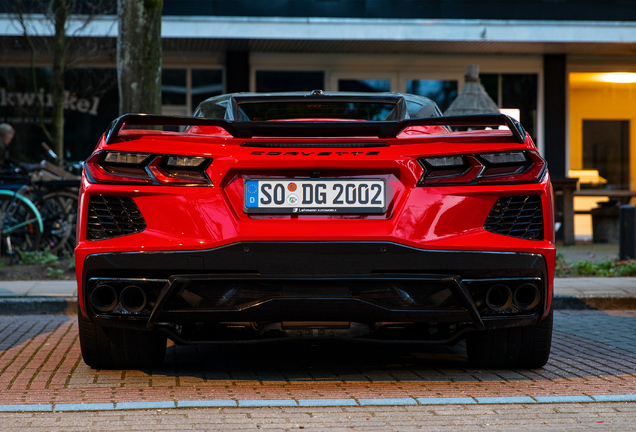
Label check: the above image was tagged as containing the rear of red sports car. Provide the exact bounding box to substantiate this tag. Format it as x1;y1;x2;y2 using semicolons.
76;92;555;369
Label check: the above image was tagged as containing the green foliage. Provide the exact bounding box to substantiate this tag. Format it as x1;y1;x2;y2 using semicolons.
64;251;75;271
555;252;568;275
7;249;75;279
46;267;64;278
613;260;636;276
15;249;75;279
556;255;636;277
19;249;59;267
569;260;600;276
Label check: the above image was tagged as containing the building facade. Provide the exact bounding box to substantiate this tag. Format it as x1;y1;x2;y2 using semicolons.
1;0;635;238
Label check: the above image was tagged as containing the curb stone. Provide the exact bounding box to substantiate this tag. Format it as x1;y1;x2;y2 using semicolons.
0;297;77;315
551;295;636;310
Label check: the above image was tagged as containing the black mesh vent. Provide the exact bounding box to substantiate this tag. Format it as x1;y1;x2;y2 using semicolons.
87;195;146;240
484;195;543;240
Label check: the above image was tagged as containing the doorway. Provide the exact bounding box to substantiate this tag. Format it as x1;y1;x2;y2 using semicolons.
582;120;630;190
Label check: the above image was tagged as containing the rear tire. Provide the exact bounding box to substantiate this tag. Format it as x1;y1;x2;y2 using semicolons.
78;313;166;369
466;310;553;369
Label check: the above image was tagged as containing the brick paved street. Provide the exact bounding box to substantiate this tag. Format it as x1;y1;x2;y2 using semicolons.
0;311;635;404
0;311;634;429
0;402;633;431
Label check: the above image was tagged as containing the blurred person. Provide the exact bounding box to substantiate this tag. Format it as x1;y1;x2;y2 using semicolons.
0;123;15;165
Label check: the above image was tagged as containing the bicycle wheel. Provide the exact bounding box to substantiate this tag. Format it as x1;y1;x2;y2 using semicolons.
38;191;78;255
0;195;42;254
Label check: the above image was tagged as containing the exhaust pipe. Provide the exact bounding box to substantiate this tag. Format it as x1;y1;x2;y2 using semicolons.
120;285;147;313
485;284;513;311
90;285;118;312
513;283;541;310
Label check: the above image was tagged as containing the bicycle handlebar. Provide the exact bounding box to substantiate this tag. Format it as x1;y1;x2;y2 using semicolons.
41;142;58;160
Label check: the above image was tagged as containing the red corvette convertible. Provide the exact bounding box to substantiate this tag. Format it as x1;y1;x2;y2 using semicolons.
76;91;555;369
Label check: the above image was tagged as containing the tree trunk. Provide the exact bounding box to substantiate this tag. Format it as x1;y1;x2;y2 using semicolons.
51;0;68;165
117;0;163;115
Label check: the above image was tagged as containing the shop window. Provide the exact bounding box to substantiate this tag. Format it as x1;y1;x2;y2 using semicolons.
256;71;324;92
569;72;636;190
162;69;186;105
569;72;636;239
338;79;390;92
583;120;630;190
0;67;118;162
481;73;538;141
192;69;223;109
406;80;458;112
63;68;119;160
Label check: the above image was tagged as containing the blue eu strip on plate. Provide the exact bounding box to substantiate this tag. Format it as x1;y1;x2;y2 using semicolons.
244;180;259;208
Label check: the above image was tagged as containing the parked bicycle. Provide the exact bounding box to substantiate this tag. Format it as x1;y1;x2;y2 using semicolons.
2;175;79;255
31;179;78;255
0;184;44;256
0;142;80;256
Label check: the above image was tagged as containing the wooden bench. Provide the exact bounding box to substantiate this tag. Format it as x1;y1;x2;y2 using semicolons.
553;180;636;245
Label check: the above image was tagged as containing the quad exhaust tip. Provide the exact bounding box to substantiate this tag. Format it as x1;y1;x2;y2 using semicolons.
513;283;541;310
120;285;148;313
90;285;118;313
485;284;513;311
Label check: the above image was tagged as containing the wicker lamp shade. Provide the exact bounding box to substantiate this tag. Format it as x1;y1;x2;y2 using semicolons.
444;64;500;116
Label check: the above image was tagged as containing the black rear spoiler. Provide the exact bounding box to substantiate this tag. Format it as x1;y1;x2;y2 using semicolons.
105;113;527;144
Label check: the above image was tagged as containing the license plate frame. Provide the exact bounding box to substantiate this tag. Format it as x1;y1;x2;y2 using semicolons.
243;178;387;214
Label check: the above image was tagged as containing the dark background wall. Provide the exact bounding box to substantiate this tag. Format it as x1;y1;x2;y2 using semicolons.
161;0;636;21
3;1;635;21
543;54;567;179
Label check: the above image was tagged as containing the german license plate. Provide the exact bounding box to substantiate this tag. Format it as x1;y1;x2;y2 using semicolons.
244;179;386;214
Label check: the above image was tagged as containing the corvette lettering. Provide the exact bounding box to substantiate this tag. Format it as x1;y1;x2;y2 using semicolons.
250;151;380;156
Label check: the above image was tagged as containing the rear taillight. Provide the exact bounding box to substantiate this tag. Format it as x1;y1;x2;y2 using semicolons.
477;151;546;185
147;156;210;184
417;150;545;186
417;155;483;185
85;151;213;185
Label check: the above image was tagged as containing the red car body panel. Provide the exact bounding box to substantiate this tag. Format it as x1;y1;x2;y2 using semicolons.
75;92;556;370
76;130;555;318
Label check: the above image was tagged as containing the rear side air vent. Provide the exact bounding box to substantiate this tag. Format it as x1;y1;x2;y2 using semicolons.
87;195;146;240
484;195;543;240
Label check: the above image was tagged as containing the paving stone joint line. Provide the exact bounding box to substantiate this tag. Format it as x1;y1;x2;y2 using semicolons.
0;394;635;412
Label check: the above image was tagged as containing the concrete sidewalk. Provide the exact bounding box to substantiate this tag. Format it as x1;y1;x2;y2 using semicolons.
0;278;634;314
553;277;636;309
0;280;77;298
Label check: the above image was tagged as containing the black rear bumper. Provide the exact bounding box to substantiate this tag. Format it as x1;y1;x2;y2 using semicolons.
83;241;548;279
82;241;551;342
